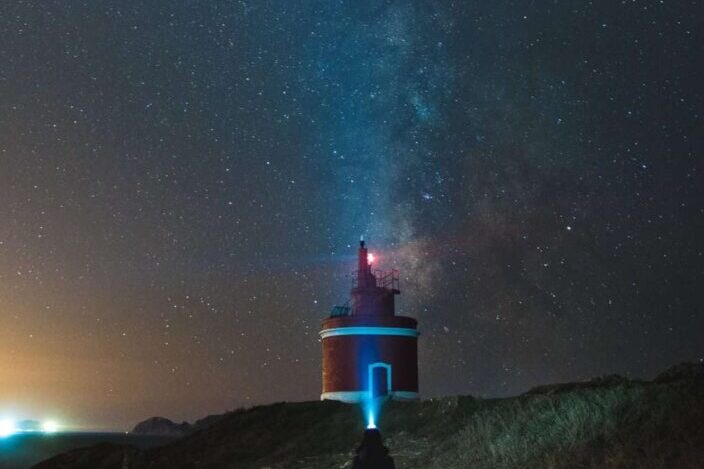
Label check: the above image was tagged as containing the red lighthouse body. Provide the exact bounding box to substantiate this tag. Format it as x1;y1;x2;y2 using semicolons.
320;240;419;402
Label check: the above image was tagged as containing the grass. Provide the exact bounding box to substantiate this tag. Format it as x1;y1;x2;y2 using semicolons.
34;367;704;468
428;380;704;469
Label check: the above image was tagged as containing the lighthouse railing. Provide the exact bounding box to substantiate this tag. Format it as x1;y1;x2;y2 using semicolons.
351;269;400;291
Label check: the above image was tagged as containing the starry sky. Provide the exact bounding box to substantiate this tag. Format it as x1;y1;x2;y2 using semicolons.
0;1;702;431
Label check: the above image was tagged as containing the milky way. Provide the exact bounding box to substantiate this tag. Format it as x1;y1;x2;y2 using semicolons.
0;1;702;430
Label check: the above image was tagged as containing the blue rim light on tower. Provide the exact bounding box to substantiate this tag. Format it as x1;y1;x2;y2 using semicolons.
319;326;419;339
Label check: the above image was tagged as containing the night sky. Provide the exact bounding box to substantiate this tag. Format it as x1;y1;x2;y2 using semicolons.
1;1;702;431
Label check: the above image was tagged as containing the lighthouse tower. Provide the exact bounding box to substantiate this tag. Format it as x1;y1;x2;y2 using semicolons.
320;239;419;402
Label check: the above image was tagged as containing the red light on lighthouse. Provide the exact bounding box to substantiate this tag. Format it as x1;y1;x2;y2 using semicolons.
367;253;375;264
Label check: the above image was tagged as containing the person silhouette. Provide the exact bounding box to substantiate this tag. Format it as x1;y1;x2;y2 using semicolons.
352;429;396;469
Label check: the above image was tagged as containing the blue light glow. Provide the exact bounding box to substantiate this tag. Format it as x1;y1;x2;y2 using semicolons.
366;409;376;429
363;398;381;431
361;362;389;430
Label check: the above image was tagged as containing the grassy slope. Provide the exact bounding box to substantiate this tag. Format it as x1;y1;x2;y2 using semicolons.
35;369;704;468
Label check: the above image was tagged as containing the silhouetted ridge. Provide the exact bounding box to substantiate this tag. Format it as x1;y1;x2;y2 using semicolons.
33;363;704;469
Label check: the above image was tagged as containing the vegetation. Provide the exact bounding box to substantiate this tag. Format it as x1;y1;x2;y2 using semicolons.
34;363;704;468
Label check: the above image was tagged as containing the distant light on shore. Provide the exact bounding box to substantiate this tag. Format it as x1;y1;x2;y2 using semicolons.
0;419;17;437
42;420;59;433
0;418;62;437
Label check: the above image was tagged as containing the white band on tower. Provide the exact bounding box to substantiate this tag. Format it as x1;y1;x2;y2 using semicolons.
319;326;419;339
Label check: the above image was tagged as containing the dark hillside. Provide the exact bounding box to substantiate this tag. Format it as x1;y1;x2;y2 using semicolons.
35;363;704;469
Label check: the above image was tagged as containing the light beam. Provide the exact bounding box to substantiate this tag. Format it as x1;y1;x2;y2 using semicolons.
366;410;376;429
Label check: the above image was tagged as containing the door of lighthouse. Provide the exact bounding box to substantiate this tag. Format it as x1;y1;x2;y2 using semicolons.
369;363;391;398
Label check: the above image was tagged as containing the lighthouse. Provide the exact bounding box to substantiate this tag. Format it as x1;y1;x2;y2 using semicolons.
320;239;419;402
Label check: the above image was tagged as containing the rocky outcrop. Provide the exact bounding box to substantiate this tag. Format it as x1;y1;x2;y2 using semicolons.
131;417;191;437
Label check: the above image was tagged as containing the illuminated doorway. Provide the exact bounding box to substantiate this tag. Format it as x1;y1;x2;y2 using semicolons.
368;362;392;398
